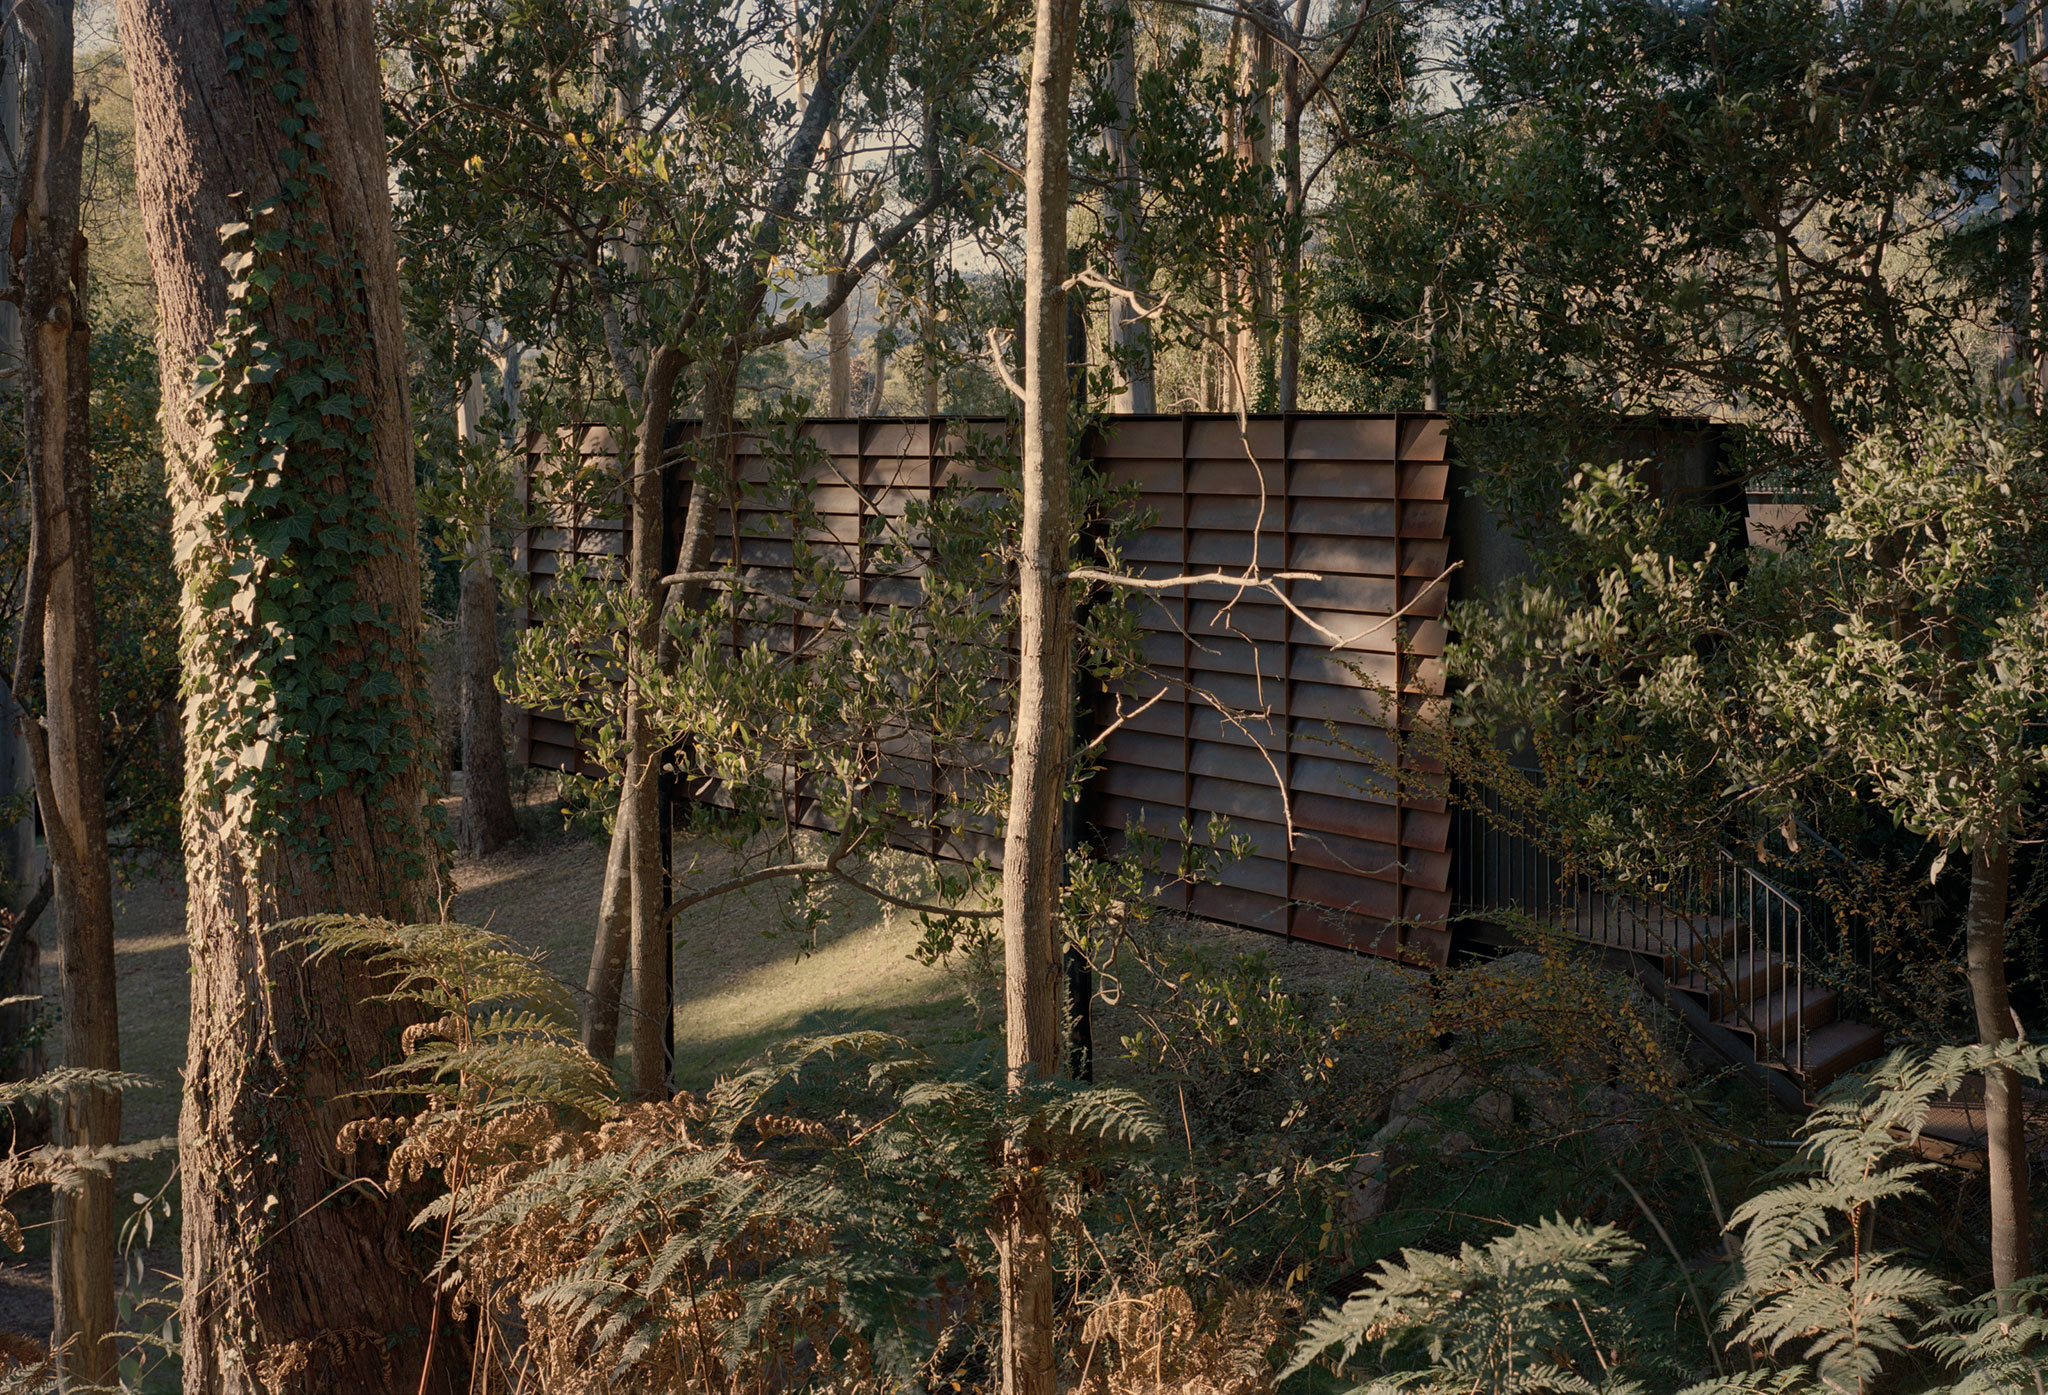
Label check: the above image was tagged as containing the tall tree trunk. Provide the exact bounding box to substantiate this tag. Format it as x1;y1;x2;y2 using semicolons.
1218;19;1242;413
1967;844;2031;1297
825;119;853;414
866;324;891;414
0;13;46;1105
456;364;519;857
1236;3;1275;409
921;96;942;416
115;5;455;1390
2003;0;2034;401
9;3;119;1380
1103;0;1153;414
1001;0;1080;1389
625;347;684;1101
1276;3;1304;412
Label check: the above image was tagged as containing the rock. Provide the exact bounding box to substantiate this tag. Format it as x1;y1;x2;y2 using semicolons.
1580;1084;1639;1155
1391;1052;1469;1115
1371;1112;1423;1148
1582;1084;1633;1117
1435;1129;1477;1158
1346;1150;1387;1224
1470;1089;1514;1128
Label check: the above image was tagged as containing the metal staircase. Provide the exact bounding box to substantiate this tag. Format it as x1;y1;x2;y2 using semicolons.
1451;786;1886;1095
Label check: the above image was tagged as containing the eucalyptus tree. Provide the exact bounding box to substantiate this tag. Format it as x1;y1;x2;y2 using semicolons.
1075;0;1390;414
1371;0;2048;1294
1003;0;1083;1381
1754;415;2048;1296
1319;0;2026;439
117;1;456;1388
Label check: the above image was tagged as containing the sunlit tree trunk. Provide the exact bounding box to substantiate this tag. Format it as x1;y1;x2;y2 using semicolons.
1237;2;1276;405
582;816;631;1063
625;347;684;1101
116;3;456;1389
921;96;942;415
1000;0;1081;1388
1276;0;1307;411
825;113;853;415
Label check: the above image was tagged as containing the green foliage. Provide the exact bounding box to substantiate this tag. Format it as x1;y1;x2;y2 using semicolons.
302;915;613;1121
506;401;1175;960
1321;0;2027;440
1715;1043;2048;1393
0;316;180;867
1109;928;1418;1144
1754;414;2048;859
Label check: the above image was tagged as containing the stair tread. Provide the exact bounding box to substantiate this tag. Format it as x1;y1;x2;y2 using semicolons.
1794;1021;1886;1088
1672;950;1787;998
1715;983;1839;1039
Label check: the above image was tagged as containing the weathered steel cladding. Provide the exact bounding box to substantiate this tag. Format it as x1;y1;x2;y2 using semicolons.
507;423;630;780
1085;413;1452;966
513;413;1454;966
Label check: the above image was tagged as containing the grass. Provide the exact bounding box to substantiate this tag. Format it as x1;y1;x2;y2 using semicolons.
441;804;986;1089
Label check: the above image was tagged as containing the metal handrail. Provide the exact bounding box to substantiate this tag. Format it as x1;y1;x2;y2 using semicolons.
1450;777;1842;1076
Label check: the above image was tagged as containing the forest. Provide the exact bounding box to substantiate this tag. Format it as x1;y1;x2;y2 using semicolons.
0;0;2039;1392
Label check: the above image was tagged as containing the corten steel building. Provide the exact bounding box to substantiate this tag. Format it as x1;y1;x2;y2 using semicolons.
513;412;1886;1088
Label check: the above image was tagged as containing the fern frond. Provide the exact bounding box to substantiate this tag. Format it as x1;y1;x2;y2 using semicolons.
1035;1085;1164;1146
0;1068;155;1114
1673;1370;1818;1395
1923;1277;2048;1394
1284;1216;1641;1389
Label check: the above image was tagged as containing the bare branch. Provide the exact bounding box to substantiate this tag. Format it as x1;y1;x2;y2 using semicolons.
985;327;1026;403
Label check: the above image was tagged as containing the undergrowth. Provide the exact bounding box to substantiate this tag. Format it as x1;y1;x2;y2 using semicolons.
280;915;2048;1394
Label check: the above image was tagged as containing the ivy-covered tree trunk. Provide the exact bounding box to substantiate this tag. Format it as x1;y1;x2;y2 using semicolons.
1000;0;1080;1388
7;1;119;1380
114;4;456;1391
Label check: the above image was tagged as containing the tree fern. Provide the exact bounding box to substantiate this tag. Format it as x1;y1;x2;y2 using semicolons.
1283;1216;1647;1394
1719;1043;2048;1394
